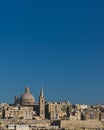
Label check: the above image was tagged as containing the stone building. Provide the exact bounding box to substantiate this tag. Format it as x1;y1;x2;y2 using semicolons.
81;107;100;120
4;106;33;119
100;112;104;121
2;86;103;122
3;87;43;120
45;101;72;120
45;102;61;120
18;86;44;119
1;87;73;120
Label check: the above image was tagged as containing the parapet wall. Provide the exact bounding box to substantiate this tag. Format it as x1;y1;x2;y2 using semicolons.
60;120;104;129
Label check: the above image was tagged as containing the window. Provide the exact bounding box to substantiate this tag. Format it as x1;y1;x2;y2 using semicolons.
90;113;94;119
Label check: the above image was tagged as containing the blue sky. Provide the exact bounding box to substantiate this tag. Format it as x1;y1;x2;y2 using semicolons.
0;0;104;104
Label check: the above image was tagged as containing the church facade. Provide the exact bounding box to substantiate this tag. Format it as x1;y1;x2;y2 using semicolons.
14;87;45;120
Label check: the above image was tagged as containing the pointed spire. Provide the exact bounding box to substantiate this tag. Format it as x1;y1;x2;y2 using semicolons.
40;86;44;97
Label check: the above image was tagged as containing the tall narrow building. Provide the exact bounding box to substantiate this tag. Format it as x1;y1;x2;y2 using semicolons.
39;87;45;119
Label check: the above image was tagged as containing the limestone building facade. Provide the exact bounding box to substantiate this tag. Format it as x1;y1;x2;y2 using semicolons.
0;86;104;124
7;86;72;120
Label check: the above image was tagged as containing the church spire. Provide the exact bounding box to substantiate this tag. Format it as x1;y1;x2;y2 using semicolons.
40;86;44;97
39;86;45;119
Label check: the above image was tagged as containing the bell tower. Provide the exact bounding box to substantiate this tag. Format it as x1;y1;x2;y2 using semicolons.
39;87;45;119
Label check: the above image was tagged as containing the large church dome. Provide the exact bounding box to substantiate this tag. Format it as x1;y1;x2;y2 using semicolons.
20;87;35;106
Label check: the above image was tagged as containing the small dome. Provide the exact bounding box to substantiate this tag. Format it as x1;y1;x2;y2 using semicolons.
20;87;35;106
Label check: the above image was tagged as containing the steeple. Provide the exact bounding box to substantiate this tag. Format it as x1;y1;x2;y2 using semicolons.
39;86;45;119
40;86;44;97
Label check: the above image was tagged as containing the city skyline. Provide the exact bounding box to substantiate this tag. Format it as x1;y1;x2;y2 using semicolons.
0;1;104;104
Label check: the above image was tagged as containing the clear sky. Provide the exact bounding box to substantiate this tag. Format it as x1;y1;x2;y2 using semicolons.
0;0;104;104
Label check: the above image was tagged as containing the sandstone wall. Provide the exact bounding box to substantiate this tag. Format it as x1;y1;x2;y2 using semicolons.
60;120;104;129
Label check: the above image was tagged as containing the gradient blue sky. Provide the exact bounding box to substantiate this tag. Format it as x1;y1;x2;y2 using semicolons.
0;0;104;104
